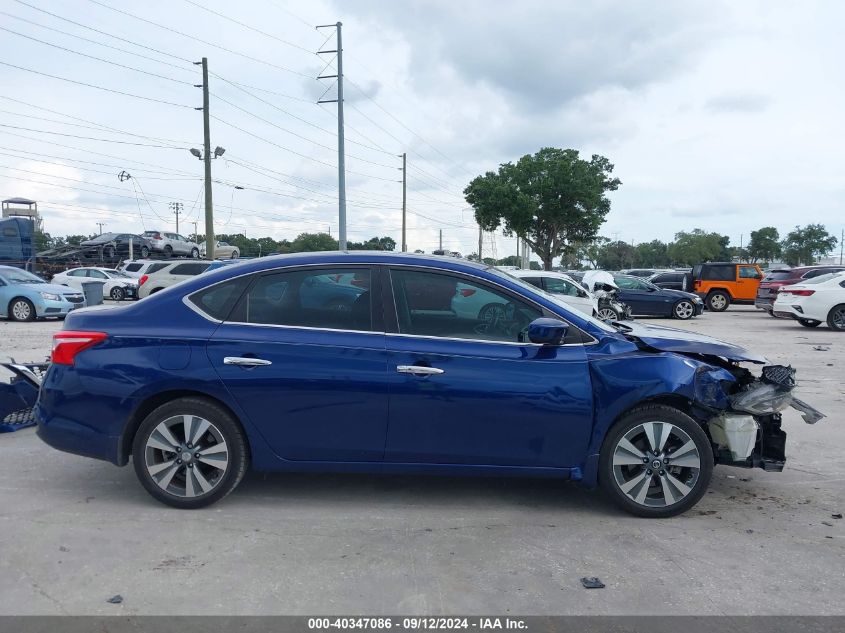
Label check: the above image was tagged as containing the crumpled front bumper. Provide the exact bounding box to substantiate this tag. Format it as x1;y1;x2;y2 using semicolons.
707;365;824;472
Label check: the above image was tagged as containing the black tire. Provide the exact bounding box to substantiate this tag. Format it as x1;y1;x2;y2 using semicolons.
673;300;695;320
190;248;200;259
140;246;150;258
230;250;239;259
163;245;173;258
110;286;125;301
132;397;248;509
826;304;845;331
596;306;621;321
797;318;821;328
706;291;730;312
8;297;36;322
104;245;115;259
680;273;694;293
599;404;713;518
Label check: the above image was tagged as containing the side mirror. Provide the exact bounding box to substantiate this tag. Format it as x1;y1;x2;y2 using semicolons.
527;318;569;345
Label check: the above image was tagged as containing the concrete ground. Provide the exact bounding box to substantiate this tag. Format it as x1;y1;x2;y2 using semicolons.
0;306;842;615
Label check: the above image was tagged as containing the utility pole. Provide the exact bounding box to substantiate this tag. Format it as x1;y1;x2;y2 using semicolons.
169;202;183;234
840;228;844;265
439;229;443;252
96;222;106;235
317;22;346;251
191;221;198;242
401;152;407;252
478;226;483;263
195;57;215;260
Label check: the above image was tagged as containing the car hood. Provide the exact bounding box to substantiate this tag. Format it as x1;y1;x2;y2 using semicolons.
17;282;83;296
619;321;766;363
658;288;700;300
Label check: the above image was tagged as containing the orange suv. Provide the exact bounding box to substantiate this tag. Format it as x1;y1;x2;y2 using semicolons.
684;262;763;311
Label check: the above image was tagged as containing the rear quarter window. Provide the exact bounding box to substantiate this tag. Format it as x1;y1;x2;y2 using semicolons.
170;263;211;276
702;265;736;281
188;276;251;320
146;263;169;274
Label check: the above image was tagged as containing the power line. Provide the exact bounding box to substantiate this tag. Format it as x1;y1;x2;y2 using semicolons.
85;0;314;79
12;0;194;64
0;145;197;178
0;25;192;85
0;61;193;109
0;150;200;181
0;9;195;75
181;0;315;55
0;123;190;148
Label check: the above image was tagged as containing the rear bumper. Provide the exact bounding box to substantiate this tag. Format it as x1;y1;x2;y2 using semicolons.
755;297;774;310
35;403;122;465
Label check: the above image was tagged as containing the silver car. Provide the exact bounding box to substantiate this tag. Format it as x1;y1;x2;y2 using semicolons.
199;240;240;259
142;231;200;259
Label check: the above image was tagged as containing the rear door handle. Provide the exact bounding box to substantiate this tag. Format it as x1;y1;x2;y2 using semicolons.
396;365;444;376
224;356;272;367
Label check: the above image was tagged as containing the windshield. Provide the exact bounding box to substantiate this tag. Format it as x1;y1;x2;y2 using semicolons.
486;267;616;333
799;272;845;285
0;269;45;284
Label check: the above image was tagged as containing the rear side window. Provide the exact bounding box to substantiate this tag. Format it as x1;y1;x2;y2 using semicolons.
147;263;169;274
124;263;142;273
188;276;251;321
170;263;211;276
701;265;736;281
521;277;543;289
230;268;373;332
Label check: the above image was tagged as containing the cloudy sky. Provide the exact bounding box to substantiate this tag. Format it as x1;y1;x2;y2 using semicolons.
1;0;843;261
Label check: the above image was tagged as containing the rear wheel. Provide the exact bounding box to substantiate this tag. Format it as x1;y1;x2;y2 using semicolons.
191;247;200;259
132;398;248;509
230;250;239;259
797;318;821;328
163;245;173;258
140;245;150;258
8;298;35;322
827;304;845;331
597;306;621;321
673;300;695;320
706;291;730;312
599;405;713;518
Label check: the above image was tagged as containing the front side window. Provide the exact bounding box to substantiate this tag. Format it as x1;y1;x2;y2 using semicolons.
230;268;373;331
615;276;648;290
88;270;108;279
739;266;760;279
390;269;541;343
544;276;583;297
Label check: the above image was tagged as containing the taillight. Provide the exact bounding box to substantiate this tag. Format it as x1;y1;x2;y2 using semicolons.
780;289;815;296
458;288;476;297
139;274;148;286
51;331;108;365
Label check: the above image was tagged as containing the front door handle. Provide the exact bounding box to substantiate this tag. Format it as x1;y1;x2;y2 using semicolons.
224;356;272;367
396;365;444;376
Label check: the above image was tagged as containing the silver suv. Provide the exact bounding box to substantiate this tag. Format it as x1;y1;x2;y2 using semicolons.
117;259;171;279
142;231;200;259
137;261;216;298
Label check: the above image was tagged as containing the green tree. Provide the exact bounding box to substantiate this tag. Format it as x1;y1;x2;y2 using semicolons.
781;224;838;265
290;232;339;252
496;255;522;267
667;229;730;266
349;236;396;251
464;147;621;270
577;237;609;269
746;227;780;263
596;240;636;270
634;240;670;267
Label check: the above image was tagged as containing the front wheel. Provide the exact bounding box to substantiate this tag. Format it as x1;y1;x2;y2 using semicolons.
827;304;845;331
8;298;36;322
797;318;821;328
599;405;713;517
163;245;173;258
673;300;695;320
132;398;248;509
706;291;730;312
190;248;200;259
110;286;125;301
597;306;621;321
140;246;150;258
230;250;239;259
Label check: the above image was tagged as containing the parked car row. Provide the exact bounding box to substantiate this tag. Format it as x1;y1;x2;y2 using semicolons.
0;265;85;321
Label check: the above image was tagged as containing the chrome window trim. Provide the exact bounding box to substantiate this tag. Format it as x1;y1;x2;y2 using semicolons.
181;260;598;346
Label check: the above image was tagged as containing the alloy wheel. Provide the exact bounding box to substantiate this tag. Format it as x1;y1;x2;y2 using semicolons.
611;421;701;508
830;306;845;331
11;299;33;321
597;307;619;321
674;301;694;319
143;415;229;498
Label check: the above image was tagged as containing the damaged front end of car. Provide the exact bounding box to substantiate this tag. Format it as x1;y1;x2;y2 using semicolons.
699;363;824;472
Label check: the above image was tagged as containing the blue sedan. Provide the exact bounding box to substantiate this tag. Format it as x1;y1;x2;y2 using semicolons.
0;265;85;321
35;253;820;517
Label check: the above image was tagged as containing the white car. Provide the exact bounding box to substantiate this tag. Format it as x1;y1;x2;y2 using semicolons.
510;270;598;316
199;240;240;259
772;271;845;330
52;267;139;301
